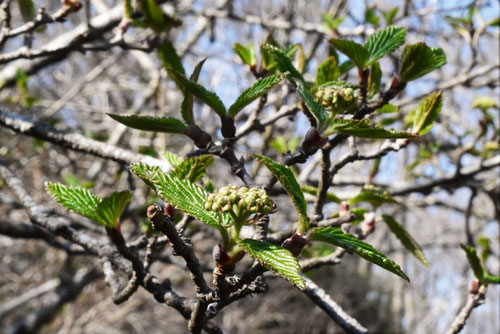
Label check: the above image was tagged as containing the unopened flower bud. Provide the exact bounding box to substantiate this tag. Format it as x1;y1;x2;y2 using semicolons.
314;84;359;114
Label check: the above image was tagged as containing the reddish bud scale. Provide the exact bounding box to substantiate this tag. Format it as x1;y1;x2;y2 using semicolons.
64;0;82;11
470;280;480;294
339;201;350;217
212;244;232;266
164;203;176;218
302;127;327;155
282;233;308;257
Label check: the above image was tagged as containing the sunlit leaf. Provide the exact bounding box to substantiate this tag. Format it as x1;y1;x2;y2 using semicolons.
399;43;446;82
364;26;405;66
238;238;305;290
325;118;417;139
168;70;227;117
261;43;305;85
367;62;382;98
96;191;132;228
234;42;256;66
46;183;100;222
298;85;329;125
310;227;409;281
228;73;288;117
329;39;369;69
251;154;309;232
131;163;231;227
412;91;442;135
171;155;213;182
316;57;340;85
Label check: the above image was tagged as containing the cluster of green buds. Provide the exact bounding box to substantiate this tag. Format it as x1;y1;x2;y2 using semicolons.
205;186;276;224
314;84;359;114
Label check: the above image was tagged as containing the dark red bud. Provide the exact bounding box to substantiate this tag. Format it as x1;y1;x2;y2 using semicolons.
390;76;400;89
212;244;232;266
302;127;327;155
164;203;176;218
470;280;480;294
64;1;82;11
339;201;350;217
282;233;308;257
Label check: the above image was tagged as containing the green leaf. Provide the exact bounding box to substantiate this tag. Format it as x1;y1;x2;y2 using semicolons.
348;185;398;207
129;162;162;191
260;44;305;85
237;238;305;290
382;215;429;268
301;185;341;204
325;118;417;139
298;85;329;126
321;13;344;30
487;17;500;27
251;154;309;233
365;7;380;27
399;43;447;82
139;0;167;32
412;91;442;135
269;136;287;154
63;173;95;189
158;39;186;93
381;8;398;25
95;191;132;228
124;0;134;18
162;151;183;168
46;183;100;222
46;183;131;229
228;73;288;118
460;244;485;281
181;58;207;124
171;155;213;182
234;42;256;66
260;35;279;72
478;236;491;263
107;114;186;134
367;62;382;98
316;57;340;85
339;60;355;74
168;70;227;117
376;104;398;113
17;0;36;22
329;39;369;69
131;163;231;227
310;227;409;281
364;26;405;66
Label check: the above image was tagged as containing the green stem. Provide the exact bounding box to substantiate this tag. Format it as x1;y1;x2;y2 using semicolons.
218;225;230;250
227;244;244;261
297;216;310;234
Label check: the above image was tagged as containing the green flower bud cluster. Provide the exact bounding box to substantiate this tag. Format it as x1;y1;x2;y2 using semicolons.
205;186;276;223
314;85;359;114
